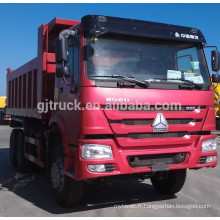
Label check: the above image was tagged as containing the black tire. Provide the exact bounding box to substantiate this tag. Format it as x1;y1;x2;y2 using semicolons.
51;145;84;207
17;131;33;173
9;129;22;167
150;169;187;195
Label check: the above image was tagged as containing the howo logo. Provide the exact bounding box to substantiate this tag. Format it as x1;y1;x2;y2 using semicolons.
106;98;130;102
152;113;168;132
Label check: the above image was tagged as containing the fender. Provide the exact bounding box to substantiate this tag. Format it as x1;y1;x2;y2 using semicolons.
49;113;68;152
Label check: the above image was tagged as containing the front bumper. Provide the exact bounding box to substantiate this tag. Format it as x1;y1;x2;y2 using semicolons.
70;134;217;181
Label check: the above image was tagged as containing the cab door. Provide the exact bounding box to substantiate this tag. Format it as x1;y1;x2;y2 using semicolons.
57;35;81;145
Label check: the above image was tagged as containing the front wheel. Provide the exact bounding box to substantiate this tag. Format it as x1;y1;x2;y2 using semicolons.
150;169;187;195
51;146;84;207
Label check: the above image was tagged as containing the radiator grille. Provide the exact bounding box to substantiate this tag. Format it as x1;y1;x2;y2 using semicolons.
117;132;187;139
109;119;202;125
102;105;206;111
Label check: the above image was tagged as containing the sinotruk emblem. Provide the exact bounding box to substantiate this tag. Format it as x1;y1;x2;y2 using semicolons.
152;113;168;132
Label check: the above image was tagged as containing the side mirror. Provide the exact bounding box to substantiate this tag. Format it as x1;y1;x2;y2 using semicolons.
212;74;220;83
54;38;68;63
56;66;70;78
211;50;220;72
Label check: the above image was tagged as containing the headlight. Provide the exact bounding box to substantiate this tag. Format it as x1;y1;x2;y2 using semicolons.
81;144;113;159
202;139;217;152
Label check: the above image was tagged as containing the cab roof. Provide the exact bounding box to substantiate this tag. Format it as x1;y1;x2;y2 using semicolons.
81;15;206;44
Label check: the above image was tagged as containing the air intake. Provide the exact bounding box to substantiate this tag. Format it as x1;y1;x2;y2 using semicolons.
199;156;207;164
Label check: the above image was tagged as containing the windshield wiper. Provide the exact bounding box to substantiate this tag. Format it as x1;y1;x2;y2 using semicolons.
90;75;149;88
151;77;203;90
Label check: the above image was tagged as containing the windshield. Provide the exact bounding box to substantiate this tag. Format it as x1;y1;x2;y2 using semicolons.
85;35;211;87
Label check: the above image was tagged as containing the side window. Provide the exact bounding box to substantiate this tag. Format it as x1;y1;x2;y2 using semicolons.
66;36;80;85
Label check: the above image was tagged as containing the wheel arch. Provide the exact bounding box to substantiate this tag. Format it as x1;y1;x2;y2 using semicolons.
48;114;68;148
47;114;68;168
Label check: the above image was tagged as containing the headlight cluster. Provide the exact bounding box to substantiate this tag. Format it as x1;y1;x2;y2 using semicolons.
81;144;113;159
201;139;217;152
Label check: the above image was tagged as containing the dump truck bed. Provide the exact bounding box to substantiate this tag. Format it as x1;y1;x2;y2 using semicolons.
6;18;79;120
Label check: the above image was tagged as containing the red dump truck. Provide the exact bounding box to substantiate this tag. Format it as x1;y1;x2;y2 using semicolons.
7;15;220;207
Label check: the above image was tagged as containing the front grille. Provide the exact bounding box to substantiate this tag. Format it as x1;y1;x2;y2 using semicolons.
103;104;208;145
116;131;210;139
199;156;207;164
102;105;206;111
127;153;187;167
109;119;202;125
117;132;188;139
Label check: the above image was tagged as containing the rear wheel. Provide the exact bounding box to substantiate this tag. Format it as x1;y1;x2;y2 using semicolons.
9;129;22;167
150;169;187;195
51;146;84;207
17;131;33;173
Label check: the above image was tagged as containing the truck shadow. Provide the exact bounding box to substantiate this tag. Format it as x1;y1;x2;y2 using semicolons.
0;148;176;215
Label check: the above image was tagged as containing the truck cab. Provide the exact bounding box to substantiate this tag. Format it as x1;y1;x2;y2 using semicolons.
54;14;217;175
